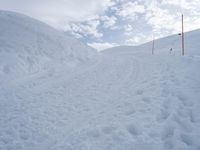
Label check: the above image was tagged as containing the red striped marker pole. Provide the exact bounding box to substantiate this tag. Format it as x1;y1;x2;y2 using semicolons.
182;14;185;56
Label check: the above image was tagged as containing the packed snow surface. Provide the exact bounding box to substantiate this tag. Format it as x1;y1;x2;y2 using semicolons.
0;11;200;150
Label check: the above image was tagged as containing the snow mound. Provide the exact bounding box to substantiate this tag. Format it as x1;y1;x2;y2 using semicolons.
0;10;97;78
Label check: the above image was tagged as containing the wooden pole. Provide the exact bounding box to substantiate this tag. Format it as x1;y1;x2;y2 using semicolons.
152;36;154;55
182;14;185;56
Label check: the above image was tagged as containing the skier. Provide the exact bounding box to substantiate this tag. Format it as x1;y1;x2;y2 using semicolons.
170;48;173;54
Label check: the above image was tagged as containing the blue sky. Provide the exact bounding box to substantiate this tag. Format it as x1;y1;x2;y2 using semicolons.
0;0;200;50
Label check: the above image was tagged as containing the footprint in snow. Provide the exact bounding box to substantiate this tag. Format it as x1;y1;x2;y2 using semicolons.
176;93;193;107
86;129;101;138
162;97;172;110
161;126;174;140
156;109;170;123
135;89;144;95
189;109;196;123
124;108;136;116
126;124;142;137
161;126;175;149
173;114;192;132
101;125;117;135
163;138;174;149
180;133;193;146
142;97;151;104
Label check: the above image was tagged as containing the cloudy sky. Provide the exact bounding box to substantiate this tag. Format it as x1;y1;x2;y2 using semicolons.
0;0;200;50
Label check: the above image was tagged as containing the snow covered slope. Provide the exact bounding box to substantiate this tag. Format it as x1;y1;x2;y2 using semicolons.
0;10;97;80
105;29;200;56
0;11;200;150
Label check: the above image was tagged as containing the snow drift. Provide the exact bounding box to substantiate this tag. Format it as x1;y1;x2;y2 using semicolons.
0;10;97;79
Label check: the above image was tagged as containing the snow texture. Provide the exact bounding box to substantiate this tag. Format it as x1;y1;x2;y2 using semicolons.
0;10;200;150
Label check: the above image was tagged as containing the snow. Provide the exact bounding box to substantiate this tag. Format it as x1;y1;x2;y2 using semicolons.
0;10;97;82
0;10;200;150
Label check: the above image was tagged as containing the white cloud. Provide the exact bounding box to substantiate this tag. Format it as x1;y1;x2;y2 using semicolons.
124;24;134;36
68;20;103;38
145;0;200;39
101;15;117;29
146;7;179;33
117;1;145;20
88;42;118;51
125;33;152;45
161;0;199;10
126;37;140;45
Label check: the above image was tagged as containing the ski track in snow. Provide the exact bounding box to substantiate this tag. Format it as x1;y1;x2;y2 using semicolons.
1;49;200;150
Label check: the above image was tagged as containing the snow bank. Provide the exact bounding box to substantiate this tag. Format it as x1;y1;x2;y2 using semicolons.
0;10;97;79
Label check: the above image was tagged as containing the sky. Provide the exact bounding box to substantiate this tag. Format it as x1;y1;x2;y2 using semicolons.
0;0;200;50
